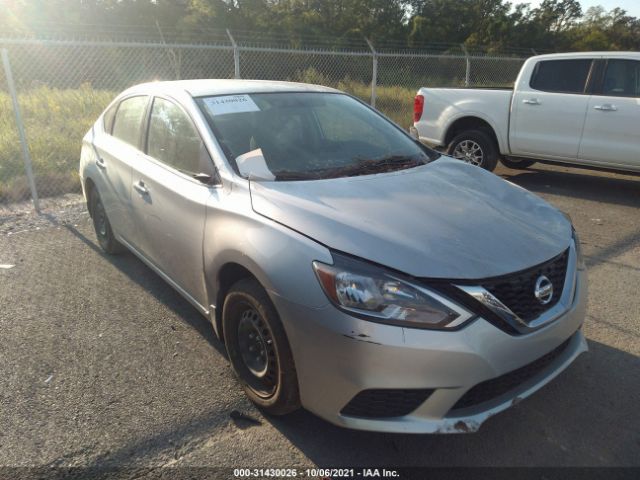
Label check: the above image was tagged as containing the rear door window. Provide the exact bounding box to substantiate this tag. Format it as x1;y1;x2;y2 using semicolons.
601;59;640;97
112;96;149;148
530;59;593;94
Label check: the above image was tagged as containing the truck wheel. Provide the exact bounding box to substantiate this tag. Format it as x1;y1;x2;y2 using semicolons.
223;278;300;416
448;130;499;171
500;157;536;170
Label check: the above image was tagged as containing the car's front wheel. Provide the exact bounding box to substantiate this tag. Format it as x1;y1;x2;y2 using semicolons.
222;278;300;415
90;188;124;254
448;129;499;171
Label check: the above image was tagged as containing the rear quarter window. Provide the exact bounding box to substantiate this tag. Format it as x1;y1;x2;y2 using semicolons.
530;59;593;94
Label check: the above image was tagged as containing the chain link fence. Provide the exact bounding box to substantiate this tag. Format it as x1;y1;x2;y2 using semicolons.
0;35;528;210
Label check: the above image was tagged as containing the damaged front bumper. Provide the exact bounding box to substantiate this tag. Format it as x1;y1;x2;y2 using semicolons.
270;268;588;434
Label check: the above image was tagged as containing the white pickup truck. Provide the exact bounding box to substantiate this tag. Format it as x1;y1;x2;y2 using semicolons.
413;52;640;172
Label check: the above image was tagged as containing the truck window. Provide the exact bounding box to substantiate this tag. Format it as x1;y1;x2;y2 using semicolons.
602;60;640;98
530;59;593;94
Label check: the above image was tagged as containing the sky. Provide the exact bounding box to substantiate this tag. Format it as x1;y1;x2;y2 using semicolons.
524;0;640;17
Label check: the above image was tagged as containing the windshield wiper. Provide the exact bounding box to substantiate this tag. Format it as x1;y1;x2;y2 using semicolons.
272;155;426;181
320;155;425;179
272;170;326;181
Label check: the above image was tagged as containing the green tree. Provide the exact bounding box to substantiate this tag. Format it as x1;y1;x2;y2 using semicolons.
533;0;582;33
1;0;640;53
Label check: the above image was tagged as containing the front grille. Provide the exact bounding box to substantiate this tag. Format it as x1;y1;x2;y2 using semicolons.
482;249;569;322
450;336;573;411
341;388;434;419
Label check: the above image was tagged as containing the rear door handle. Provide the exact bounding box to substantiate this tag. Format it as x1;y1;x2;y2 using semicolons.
594;104;617;111
96;157;107;169
523;98;541;105
133;180;149;195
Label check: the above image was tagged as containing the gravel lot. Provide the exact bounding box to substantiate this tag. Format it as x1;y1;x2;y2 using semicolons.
0;163;639;476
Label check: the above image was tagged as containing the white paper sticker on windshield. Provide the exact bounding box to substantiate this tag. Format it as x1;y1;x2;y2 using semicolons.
203;95;260;116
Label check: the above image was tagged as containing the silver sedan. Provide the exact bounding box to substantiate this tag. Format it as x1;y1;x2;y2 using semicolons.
79;80;588;433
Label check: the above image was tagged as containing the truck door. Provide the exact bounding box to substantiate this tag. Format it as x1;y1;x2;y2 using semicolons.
510;58;595;161
579;58;640;169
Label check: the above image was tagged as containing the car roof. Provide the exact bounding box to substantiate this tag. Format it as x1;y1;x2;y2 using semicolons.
532;51;640;61
125;79;341;98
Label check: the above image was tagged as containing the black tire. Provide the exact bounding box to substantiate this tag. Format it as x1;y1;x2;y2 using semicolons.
90;188;125;255
500;156;536;170
222;278;300;415
447;129;499;171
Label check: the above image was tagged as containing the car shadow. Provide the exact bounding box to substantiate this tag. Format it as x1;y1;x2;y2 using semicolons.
498;165;640;208
62;221;227;359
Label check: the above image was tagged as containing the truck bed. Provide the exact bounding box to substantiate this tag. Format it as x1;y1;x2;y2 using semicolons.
414;87;513;150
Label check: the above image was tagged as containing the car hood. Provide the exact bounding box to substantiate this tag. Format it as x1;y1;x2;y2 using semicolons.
249;157;571;279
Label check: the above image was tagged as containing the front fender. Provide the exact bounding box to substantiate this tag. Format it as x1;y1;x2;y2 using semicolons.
203;188;333;315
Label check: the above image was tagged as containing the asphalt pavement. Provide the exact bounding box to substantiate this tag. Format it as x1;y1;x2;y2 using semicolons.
0;162;638;476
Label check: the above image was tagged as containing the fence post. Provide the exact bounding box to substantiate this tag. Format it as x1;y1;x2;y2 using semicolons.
1;48;40;213
226;29;241;79
365;38;377;108
155;20;180;79
461;44;470;87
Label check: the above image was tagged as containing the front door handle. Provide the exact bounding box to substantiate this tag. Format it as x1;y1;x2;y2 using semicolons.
594;104;617;111
133;180;149;195
523;98;541;105
96;157;107;169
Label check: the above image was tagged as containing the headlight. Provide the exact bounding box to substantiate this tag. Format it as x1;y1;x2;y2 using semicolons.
572;227;586;271
312;253;474;330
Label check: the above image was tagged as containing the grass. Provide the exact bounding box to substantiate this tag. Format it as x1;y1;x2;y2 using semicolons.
0;85;115;202
0;77;423;203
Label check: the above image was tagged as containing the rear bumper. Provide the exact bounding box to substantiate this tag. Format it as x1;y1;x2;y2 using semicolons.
418;136;443;149
271;268;588;433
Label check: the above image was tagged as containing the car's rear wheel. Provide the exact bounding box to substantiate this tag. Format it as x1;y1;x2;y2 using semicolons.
448;129;499;171
222;278;300;415
90;188;124;254
500;156;536;170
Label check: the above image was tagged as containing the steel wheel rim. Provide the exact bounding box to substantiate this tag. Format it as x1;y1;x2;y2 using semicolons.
453;139;484;166
236;306;277;396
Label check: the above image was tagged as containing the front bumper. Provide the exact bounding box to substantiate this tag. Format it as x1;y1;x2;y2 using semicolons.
271;268;588;433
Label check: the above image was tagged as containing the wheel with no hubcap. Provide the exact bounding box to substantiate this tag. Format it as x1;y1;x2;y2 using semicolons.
90;188;124;254
223;278;300;415
448;129;499;171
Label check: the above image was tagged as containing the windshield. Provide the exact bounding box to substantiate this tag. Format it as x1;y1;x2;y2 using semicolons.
196;92;438;180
